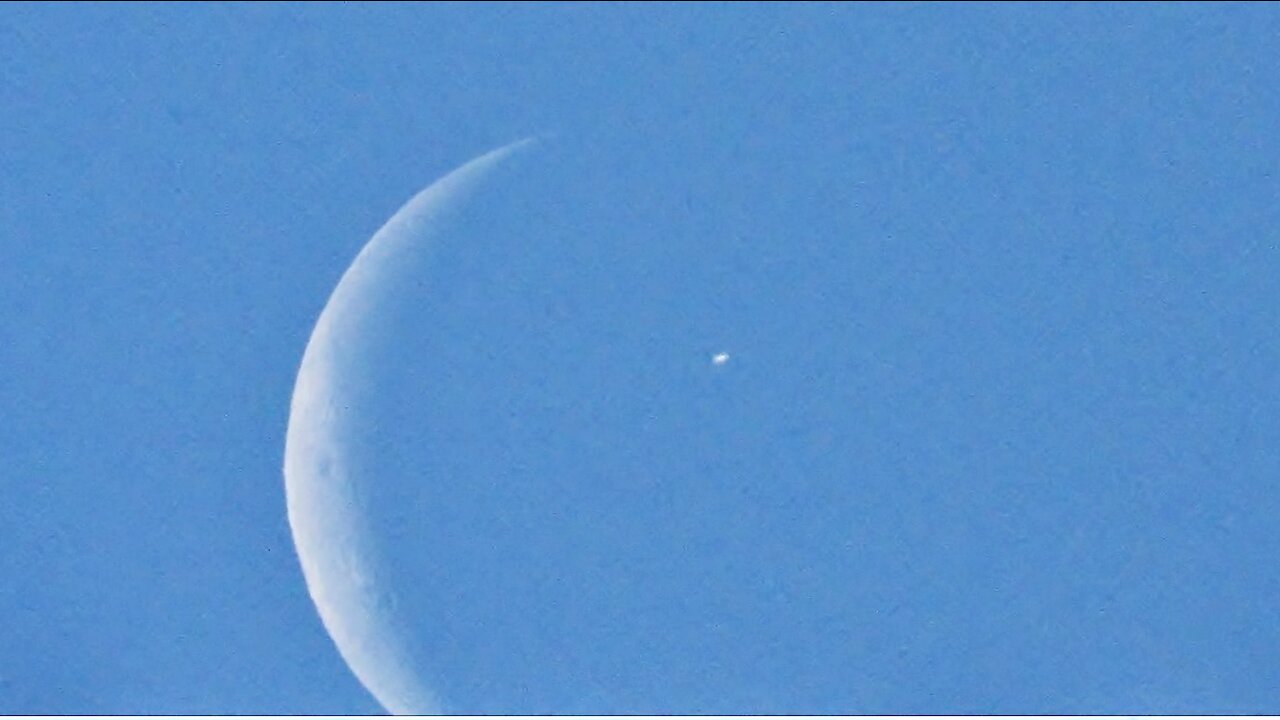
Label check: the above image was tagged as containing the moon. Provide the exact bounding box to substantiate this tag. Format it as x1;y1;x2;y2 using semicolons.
281;137;908;715
283;139;536;715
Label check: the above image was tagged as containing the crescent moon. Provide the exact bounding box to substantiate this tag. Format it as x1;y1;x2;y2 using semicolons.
283;139;536;715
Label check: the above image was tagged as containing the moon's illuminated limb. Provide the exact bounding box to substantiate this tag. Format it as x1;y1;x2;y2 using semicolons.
282;139;535;715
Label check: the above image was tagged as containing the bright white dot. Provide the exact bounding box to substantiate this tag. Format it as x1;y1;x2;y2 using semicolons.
712;352;730;366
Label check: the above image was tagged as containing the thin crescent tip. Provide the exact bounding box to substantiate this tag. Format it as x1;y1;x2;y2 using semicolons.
496;135;543;158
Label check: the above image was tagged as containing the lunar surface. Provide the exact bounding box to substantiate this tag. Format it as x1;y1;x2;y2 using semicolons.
283;140;536;714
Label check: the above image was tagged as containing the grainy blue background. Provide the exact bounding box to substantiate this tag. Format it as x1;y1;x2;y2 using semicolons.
2;3;1278;713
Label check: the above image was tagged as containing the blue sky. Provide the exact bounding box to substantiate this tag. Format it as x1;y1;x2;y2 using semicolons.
3;3;1279;714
